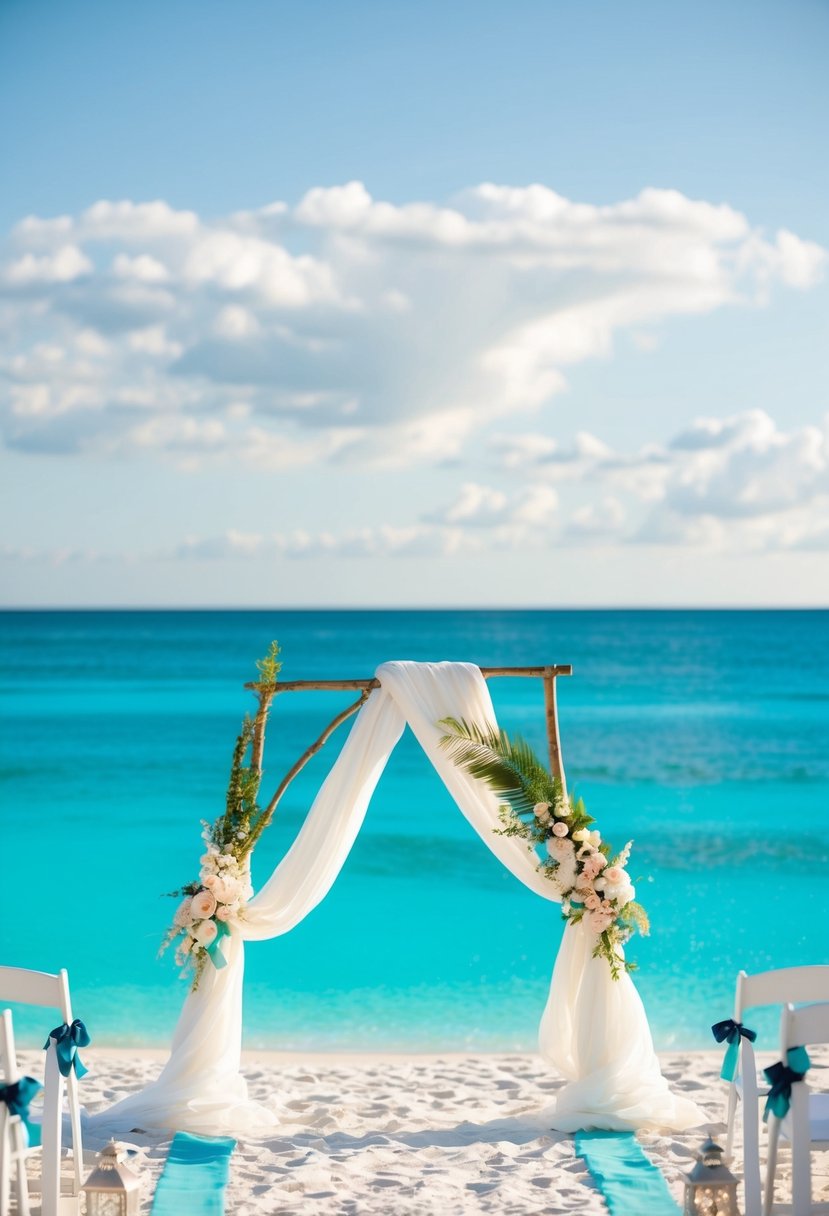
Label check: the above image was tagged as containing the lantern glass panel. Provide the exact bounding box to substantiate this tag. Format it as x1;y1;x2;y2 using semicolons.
84;1194;127;1216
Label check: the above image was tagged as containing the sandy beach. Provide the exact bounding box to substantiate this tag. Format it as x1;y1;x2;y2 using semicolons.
14;1045;829;1214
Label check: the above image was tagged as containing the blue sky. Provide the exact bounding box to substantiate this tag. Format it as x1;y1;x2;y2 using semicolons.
1;0;827;605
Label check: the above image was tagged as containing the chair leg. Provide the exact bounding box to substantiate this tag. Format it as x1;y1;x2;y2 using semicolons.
725;1084;739;1159
0;1108;10;1216
790;1115;812;1216
742;1094;762;1216
66;1072;84;1197
763;1116;780;1216
10;1121;31;1216
40;1043;64;1216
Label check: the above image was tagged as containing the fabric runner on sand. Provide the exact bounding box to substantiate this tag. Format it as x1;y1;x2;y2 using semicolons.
575;1130;682;1216
150;1132;236;1215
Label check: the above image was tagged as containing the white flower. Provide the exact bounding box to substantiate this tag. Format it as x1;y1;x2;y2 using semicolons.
608;882;635;907
572;827;602;857
552;821;569;837
191;889;217;919
547;836;577;894
174;897;194;926
212;875;242;904
192;918;218;946
615;840;633;867
533;802;551;819
573;828;601;847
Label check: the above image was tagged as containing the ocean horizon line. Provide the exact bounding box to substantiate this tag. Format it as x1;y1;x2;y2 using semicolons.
1;604;828;614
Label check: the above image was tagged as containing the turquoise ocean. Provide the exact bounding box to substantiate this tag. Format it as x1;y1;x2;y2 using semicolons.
1;610;827;1053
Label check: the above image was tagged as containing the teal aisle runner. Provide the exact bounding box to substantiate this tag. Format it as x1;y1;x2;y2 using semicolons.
575;1131;682;1216
150;1132;236;1216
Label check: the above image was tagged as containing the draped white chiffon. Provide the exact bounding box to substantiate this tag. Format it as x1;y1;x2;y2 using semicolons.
91;661;702;1135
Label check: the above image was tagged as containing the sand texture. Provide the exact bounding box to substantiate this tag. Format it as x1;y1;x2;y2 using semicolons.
13;1046;829;1214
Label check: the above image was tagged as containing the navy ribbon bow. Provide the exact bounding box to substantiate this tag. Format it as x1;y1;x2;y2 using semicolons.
0;1075;43;1147
43;1019;90;1079
763;1046;810;1121
711;1018;758;1081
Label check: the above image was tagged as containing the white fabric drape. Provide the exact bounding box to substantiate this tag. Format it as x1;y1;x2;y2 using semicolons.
91;661;702;1135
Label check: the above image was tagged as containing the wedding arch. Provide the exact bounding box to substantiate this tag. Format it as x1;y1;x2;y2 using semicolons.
94;659;702;1137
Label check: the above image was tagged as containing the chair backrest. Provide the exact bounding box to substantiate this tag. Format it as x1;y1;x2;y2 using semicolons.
735;966;829;1020
0;968;72;1023
781;1000;829;1054
0;1008;21;1085
0;967;84;1215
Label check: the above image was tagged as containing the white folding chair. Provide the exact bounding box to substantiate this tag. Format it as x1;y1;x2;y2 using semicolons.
763;1000;829;1216
718;965;829;1216
1;1008;36;1216
0;967;85;1216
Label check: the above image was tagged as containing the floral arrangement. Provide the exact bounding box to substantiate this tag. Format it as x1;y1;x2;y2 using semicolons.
162;832;254;986
161;643;282;988
439;718;649;979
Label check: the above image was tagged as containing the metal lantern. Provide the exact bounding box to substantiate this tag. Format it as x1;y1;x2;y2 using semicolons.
81;1141;142;1216
683;1137;740;1216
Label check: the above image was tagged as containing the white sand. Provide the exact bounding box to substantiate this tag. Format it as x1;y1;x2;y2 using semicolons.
15;1046;829;1214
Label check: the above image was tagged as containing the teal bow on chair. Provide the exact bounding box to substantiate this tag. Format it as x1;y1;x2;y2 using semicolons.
763;1046;810;1121
44;1019;90;1078
0;1075;43;1148
711;1018;758;1081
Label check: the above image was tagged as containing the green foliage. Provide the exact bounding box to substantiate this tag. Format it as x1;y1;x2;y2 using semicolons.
438;717;563;817
217;714;262;853
256;640;283;686
618;900;650;937
439;712;649;981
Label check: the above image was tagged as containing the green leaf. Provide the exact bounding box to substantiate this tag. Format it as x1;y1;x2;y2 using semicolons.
438;716;561;817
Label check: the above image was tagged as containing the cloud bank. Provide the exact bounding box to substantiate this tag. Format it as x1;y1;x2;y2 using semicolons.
2;181;824;471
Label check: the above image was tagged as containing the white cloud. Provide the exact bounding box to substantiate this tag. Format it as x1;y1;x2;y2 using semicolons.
0;182;824;471
498;407;829;553
4;244;93;284
112;253;170;283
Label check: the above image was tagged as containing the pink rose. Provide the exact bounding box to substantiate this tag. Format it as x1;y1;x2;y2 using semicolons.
552;821;569;837
215;906;230;922
589;909;615;934
534;802;551;819
584;893;601;911
581;855;602;880
604;866;625;885
202;874;219;891
191;889;217;919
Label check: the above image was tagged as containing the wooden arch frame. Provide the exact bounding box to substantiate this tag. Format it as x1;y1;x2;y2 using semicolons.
242;665;573;851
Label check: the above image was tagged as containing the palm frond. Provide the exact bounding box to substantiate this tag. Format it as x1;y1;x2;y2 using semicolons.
438;716;560;816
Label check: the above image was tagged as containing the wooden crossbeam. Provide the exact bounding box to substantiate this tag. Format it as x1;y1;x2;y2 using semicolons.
244;665;572;838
